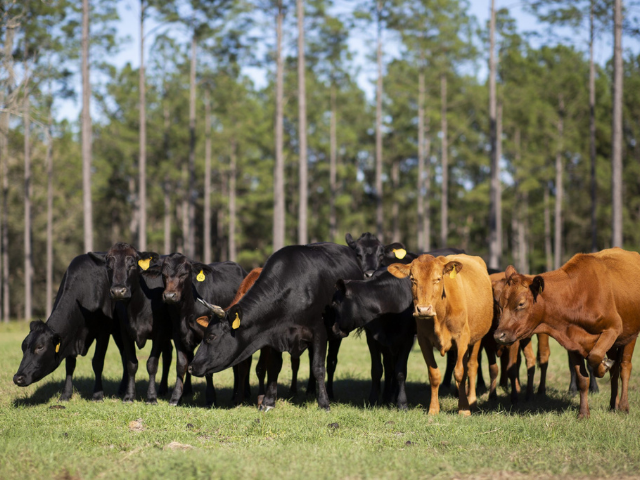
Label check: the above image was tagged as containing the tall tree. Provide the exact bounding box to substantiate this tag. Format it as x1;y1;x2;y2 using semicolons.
440;72;448;247
488;0;501;269
612;0;623;247
82;0;93;252
554;95;564;269
139;0;147;250
204;89;212;263
297;0;307;245
23;47;32;320
273;0;285;251
375;0;384;240
187;31;196;258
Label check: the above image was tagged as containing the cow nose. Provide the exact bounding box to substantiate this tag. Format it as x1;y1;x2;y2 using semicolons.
494;331;507;344
364;270;375;278
13;374;25;386
110;287;127;299
163;292;177;303
187;365;193;375
415;305;434;317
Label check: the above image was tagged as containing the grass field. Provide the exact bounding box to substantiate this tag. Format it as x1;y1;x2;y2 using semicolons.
2;321;640;479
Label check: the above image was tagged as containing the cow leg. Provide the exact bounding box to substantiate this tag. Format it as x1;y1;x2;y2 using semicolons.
205;373;216;408
366;331;383;406
121;331;138;403
466;341;481;409
417;335;440;415
442;346;456;391
91;333;110;401
158;339;172;395
289;356;300;396
261;350;283;411
59;356;77;402
522;338;535;402
111;328;129;396
311;334;331;411
475;347;486;393
507;342;521;404
306;346;317;396
256;347;269;399
382;347;395;405
395;343;411;411
484;341;498;401
145;340;163;404
617;338;636;413
587;327;619;378
326;337;341;401
499;352;509;388
568;352;578;395
568;351;590;419
608;346;621;411
169;344;189;406
457;349;472;416
537;334;550;395
587;363;599;393
233;357;252;406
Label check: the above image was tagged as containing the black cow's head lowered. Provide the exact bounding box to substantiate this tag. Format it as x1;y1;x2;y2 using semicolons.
345;232;408;278
104;242;159;301
13;320;62;386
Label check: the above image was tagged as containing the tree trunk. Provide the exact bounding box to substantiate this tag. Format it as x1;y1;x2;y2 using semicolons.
45;108;54;315
423;115;431;252
219;170;228;262
82;0;93;252
375;0;384;240
392;159;400;242
23;56;32;321
544;183;553;271
417;69;425;251
329;85;337;242
229;137;237;261
518;192;528;273
273;0;285;252
181;164;188;254
204;90;212;263
440;72;448;247
554;95;564;270
163;101;171;254
488;0;500;269
187;32;197;258
138;0;147;251
297;0;307;245
611;0;623;247
589;0;597;252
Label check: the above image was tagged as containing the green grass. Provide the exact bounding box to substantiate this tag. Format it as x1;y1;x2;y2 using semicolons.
2;322;640;479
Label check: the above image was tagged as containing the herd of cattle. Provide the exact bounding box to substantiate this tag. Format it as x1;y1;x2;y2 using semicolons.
11;233;640;419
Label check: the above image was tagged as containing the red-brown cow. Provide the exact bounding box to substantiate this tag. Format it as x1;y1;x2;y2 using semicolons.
494;248;640;418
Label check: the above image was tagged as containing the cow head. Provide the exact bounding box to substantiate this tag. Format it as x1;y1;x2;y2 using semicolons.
161;253;192;304
493;265;544;345
345;232;408;277
326;279;359;338
105;242;158;301
13;320;62;386
388;254;462;319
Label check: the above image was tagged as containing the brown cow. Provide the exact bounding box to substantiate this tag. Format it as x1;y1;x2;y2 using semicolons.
494;248;640;418
389;254;493;415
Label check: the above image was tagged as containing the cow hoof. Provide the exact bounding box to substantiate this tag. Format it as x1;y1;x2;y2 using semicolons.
398;403;408;412
59;394;72;402
577;411;590;420
258;405;273;412
319;406;330;412
92;392;104;402
146;398;158;405
458;410;471;417
168;399;180;407
427;409;439;415
122;396;134;404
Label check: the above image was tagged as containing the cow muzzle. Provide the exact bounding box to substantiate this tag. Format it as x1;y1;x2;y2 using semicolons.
364;270;375;278
331;322;349;339
110;286;129;300
414;304;434;317
13;373;27;386
162;291;179;303
494;330;516;346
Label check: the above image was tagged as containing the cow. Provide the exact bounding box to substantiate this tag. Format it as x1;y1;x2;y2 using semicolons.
494;248;640;418
13;253;134;401
388;254;493;415
160;253;247;406
104;243;173;404
188;242;363;410
327;268;415;410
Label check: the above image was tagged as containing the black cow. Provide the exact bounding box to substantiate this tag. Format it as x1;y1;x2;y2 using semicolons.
326;268;415;410
13;253;128;401
345;232;410;277
105;243;173;404
189;243;363;410
160;253;247;406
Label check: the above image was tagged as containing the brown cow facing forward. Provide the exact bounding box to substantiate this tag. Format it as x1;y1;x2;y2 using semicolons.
389;254;493;416
494;248;640;419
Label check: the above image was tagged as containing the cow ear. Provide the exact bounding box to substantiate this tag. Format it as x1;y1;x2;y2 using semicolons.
388;263;411;279
442;261;463;278
383;242;408;262
137;251;160;270
87;251;106;265
227;304;243;330
29;320;44;332
530;276;544;303
345;233;355;249
52;333;61;349
504;265;518;283
195;315;210;329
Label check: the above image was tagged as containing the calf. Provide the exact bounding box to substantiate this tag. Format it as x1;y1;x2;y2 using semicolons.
389;254;493;415
189;242;363;410
105;243;173;403
13;253;129;401
327;268;415;410
494;248;640;418
160;253;247;406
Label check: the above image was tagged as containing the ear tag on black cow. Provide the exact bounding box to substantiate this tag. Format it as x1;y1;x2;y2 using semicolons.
232;312;241;329
196;316;210;328
55;342;60;353
393;248;407;260
450;269;457;279
197;270;205;282
138;258;151;270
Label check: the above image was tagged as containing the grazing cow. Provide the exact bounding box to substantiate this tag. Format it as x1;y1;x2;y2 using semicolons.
389;254;493;415
327;268;415;410
160;253;247;406
189;243;363;410
494;248;640;418
105;243;173;404
13;253;130;401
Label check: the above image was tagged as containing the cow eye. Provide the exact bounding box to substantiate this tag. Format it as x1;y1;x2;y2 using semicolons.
207;333;217;342
35;345;44;353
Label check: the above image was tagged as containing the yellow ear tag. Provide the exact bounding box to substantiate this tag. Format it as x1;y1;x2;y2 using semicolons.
197;270;205;282
393;248;407;260
55;343;60;353
450;269;457;279
138;258;151;270
539;286;543;294
232;312;241;329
